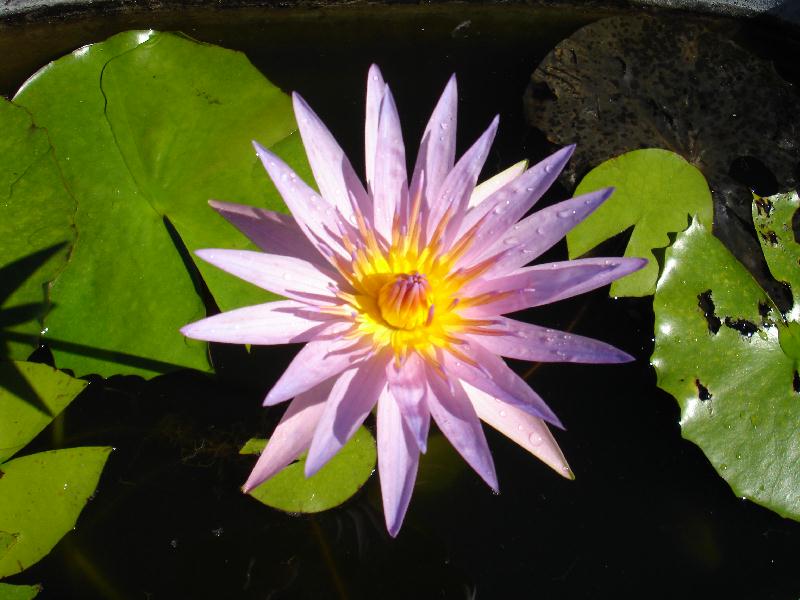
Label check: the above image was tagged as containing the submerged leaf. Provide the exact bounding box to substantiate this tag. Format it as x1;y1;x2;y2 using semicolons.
652;209;800;521
246;426;376;514
0;447;112;577
568;149;712;296
11;31;302;377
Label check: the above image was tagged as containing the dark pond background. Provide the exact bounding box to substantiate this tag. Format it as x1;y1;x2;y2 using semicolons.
2;3;800;599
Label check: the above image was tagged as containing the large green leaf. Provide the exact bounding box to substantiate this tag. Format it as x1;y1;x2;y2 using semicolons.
0;99;75;361
0;361;88;463
0;447;112;577
244;426;376;514
568;149;712;297
11;31;303;377
652;213;800;521
0;583;41;600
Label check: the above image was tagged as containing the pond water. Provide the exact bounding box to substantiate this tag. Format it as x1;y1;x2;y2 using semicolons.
2;3;800;599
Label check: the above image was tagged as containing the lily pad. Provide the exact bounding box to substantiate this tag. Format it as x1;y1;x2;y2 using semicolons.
568;149;712;296
526;15;800;303
0;447;112;577
0;583;41;600
0;361;88;463
245;426;376;514
11;31;303;377
652;208;800;520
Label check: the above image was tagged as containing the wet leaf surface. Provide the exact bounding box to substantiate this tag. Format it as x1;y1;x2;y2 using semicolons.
245;426;376;514
10;31;303;378
0;447;112;577
526;15;800;305
568;149;712;296
652;199;800;520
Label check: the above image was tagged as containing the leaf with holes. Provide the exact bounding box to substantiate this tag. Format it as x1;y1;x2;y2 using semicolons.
10;30;306;377
567;149;712;297
244;426;376;514
652;206;800;521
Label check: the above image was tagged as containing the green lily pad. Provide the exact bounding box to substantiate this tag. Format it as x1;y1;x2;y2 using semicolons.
652;211;800;521
0;583;41;600
753;191;800;307
0;361;88;463
245;426;376;514
0;447;112;577
11;31;303;377
568;149;712;297
0;99;74;361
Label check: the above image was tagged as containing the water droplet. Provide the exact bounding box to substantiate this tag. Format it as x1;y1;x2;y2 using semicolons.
499;410;507;418
440;121;449;130
40;327;48;335
544;164;553;173
536;227;545;235
528;433;543;446
557;209;575;218
504;237;519;245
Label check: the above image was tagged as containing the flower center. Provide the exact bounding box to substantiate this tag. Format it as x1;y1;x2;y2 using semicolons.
377;271;434;331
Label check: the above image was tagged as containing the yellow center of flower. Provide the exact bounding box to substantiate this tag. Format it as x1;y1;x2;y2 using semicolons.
377;272;433;330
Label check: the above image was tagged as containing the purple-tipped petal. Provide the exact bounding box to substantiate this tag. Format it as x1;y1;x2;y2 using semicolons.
243;380;332;492
441;338;563;428
469;159;527;208
365;64;386;191
372;86;408;240
208;200;325;267
264;329;370;405
377;387;421;537
386;352;430;452
464;382;573;479
305;353;389;476
471;317;634;364
195;248;342;304
461;257;648;317
473;188;614;277
292;93;371;221
409;74;457;211
181;300;341;345
426;364;498;491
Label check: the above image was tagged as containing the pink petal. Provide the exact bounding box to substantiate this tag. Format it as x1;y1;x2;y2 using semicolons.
426;364;498;491
195;249;342;304
441;338;563;428
468;159;527;208
409;74;457;211
372;86;408;240
253;143;348;261
365;64;386;191
377;386;421;537
292;92;371;221
180;300;341;345
464;382;573;479
386;352;430;452
474;188;613;277
264;329;370;405
472;317;634;364
305;353;389;476
242;379;332;492
456;145;575;260
461;257;648;317
208;200;324;267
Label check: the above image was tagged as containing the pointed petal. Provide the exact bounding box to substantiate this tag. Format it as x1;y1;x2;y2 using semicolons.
208;200;325;267
180;300;342;345
242;380;332;492
372;86;408;240
461;257;648;317
305;353;389;476
377;387;421;537
386;352;430;452
292;93;371;220
264;329;370;405
195;249;342;304
468;159;528;208
365;64;386;191
473;188;613;277
472;317;634;364
463;382;573;479
426;364;498;491
441;338;563;428
409;74;457;210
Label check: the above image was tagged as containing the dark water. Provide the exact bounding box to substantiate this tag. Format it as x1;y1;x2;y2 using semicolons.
2;4;800;599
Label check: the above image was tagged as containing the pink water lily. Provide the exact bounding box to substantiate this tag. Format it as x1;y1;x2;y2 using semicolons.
182;65;645;536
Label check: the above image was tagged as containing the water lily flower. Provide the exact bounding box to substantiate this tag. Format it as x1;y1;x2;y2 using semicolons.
181;65;646;536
